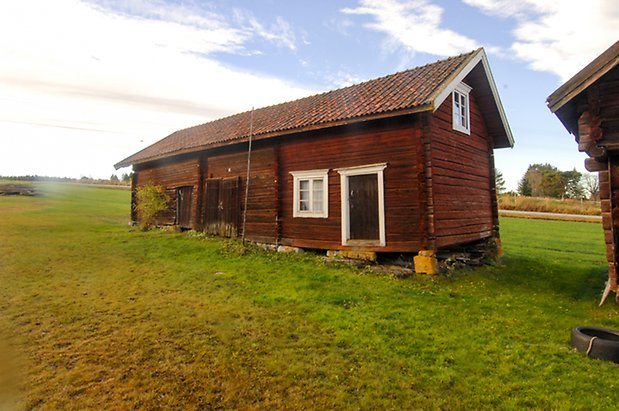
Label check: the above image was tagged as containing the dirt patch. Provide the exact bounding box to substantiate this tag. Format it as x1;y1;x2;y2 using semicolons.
0;184;37;196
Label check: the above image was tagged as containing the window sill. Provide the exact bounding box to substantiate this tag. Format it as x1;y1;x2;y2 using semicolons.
452;125;471;135
293;213;328;219
343;239;385;247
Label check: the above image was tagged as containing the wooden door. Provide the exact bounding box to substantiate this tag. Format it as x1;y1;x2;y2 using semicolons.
348;174;379;240
204;179;220;234
204;177;240;237
220;177;240;237
176;186;193;229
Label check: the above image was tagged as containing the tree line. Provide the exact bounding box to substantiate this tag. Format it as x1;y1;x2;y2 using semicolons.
1;173;133;184
496;163;599;200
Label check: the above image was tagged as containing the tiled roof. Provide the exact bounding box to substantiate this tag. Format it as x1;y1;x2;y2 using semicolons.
116;49;479;168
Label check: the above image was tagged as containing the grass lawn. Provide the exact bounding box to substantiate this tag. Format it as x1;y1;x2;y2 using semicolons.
1;184;619;409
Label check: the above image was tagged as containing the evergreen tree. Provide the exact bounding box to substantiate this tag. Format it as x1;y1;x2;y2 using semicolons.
495;169;506;194
518;174;532;196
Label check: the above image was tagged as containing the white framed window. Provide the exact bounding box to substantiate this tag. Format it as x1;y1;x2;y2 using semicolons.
452;82;472;134
290;169;329;218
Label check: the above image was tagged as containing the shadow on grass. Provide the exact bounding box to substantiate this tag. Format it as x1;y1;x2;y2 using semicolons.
481;255;608;302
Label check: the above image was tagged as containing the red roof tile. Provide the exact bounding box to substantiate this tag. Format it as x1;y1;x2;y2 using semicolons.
116;49;478;168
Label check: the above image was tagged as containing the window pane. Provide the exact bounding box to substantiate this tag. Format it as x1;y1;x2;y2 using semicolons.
313;190;323;202
313;179;324;212
454;93;462;125
313;178;323;191
453;90;469;130
313;179;323;198
461;95;467;127
299;179;310;211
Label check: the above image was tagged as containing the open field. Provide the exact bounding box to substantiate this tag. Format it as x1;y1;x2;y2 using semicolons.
498;194;601;216
1;184;619;409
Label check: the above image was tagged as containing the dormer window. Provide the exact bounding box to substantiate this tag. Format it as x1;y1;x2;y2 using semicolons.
453;83;471;134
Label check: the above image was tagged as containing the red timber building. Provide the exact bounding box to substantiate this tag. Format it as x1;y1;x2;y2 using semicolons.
116;48;513;264
548;41;619;302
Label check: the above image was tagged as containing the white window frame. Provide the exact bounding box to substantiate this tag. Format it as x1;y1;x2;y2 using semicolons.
290;169;329;218
336;163;386;247
452;82;472;135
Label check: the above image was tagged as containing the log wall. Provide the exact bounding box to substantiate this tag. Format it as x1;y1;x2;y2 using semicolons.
590;68;619;291
205;146;278;243
278;117;424;252
134;155;201;227
426;85;496;248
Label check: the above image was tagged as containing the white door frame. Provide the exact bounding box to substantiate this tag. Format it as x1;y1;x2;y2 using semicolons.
336;163;387;246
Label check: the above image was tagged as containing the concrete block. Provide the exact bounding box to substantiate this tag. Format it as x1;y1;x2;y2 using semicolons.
414;250;439;275
326;250;377;262
277;245;303;253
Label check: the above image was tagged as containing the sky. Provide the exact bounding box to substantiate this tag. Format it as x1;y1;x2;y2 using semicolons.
0;0;617;190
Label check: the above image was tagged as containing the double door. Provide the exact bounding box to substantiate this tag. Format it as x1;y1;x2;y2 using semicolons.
203;177;240;237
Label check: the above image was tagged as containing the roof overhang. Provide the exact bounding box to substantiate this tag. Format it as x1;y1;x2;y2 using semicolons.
547;41;619;135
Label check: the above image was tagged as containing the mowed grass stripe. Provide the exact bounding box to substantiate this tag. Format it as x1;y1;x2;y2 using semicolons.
1;184;619;409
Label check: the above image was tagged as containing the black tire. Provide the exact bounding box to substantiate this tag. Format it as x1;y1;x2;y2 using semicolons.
571;326;619;363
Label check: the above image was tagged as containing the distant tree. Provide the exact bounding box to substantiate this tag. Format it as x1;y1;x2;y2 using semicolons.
110;174;119;183
562;168;584;199
121;173;133;183
518;174;532;196
518;163;583;199
495;170;506;194
583;173;600;201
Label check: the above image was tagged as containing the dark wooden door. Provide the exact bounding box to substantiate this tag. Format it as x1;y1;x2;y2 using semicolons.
204;177;240;237
348;174;379;240
204;179;220;233
176;186;193;229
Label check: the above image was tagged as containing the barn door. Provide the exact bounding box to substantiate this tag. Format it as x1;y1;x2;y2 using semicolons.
203;177;240;237
176;186;193;229
348;174;379;240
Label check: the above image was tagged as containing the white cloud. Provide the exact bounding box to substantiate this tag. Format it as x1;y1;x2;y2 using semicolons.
341;0;479;57
326;71;368;88
0;0;311;178
233;10;297;51
463;0;619;81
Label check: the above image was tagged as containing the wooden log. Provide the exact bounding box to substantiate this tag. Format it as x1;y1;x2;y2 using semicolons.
585;157;608;172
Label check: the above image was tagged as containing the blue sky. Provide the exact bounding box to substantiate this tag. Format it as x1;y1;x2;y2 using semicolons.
0;0;617;190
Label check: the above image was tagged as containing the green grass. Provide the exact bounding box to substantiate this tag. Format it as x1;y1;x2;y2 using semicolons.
1;184;619;409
